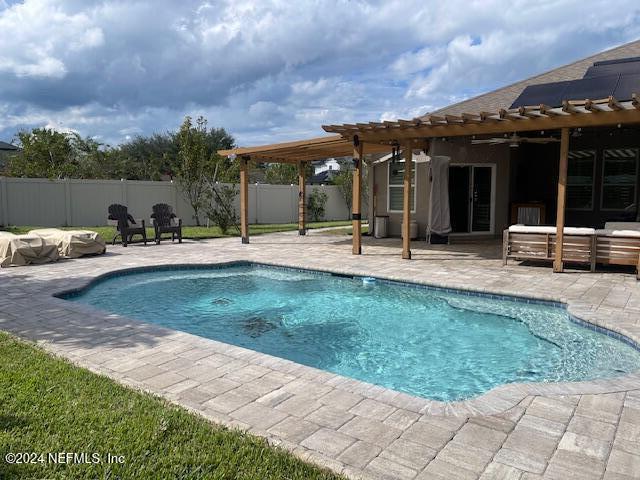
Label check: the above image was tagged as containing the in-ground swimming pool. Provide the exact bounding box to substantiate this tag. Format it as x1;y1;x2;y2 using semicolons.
64;263;640;401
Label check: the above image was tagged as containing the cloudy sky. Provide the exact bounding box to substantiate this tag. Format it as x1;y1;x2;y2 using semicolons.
0;0;639;147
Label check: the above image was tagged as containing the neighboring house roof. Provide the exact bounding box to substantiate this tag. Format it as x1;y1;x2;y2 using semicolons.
0;141;18;151
423;39;640;118
309;170;335;184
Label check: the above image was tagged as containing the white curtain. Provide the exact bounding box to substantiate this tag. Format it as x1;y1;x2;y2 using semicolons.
427;155;452;237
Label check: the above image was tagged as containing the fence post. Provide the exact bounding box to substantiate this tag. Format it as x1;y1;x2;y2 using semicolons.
121;179;128;205
0;177;8;226
64;178;72;226
254;183;259;224
172;180;179;216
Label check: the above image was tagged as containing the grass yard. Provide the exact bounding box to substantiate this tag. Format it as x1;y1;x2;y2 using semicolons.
1;220;352;242
0;332;342;480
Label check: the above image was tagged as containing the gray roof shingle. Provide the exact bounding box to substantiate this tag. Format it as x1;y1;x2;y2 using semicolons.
0;141;18;151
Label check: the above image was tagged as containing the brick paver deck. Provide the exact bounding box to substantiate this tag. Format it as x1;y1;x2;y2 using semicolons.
1;233;639;480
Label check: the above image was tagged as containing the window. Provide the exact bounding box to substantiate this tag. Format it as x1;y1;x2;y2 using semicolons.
567;150;596;210
601;148;638;211
387;158;416;212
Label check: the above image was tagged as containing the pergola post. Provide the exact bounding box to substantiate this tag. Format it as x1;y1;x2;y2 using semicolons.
240;156;249;244
402;143;413;260
553;128;570;272
298;160;306;235
352;137;363;255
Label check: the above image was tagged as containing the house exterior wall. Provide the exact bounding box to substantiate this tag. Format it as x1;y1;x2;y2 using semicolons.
371;139;511;238
511;127;640;228
372;160;430;237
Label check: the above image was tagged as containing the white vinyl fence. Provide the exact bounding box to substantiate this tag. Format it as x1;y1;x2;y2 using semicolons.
0;177;353;227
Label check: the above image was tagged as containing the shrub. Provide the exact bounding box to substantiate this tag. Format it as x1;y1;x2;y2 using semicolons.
205;185;238;234
307;188;328;222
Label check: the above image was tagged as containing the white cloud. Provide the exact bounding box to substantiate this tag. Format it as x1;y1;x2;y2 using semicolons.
0;0;638;145
0;56;67;78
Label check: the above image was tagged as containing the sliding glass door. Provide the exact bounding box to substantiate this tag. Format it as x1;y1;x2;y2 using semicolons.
448;164;495;234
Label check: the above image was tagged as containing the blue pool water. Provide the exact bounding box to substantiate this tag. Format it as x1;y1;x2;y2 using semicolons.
65;264;640;401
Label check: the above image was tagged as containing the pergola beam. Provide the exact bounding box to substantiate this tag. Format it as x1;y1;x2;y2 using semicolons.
239;156;250;244
298;161;306;235
219;135;389;164
553;128;570;273
323;102;640;143
352;139;364;255
608;96;623;111
539;104;562;116
401;143;413;260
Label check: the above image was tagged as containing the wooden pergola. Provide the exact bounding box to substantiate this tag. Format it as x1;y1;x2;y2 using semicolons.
218;135;388;249
219;95;640;272
320;95;640;271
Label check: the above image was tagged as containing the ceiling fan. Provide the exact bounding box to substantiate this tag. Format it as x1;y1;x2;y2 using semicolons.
471;133;560;147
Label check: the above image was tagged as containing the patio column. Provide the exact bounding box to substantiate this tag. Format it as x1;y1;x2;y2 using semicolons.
553;128;570;272
298;160;306;235
402;143;413;260
352;136;363;255
240;155;249;244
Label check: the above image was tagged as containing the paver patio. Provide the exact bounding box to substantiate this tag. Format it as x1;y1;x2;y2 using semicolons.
1;232;639;480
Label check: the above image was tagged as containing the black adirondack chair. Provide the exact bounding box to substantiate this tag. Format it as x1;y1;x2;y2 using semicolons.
107;204;147;247
151;203;182;245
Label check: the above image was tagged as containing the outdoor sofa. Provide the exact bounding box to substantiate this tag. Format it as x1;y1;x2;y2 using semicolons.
594;222;640;279
29;228;106;258
0;231;59;267
502;225;596;270
503;223;640;279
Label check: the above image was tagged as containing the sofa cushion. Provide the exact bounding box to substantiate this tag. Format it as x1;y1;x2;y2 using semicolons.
596;229;640;238
508;225;595;235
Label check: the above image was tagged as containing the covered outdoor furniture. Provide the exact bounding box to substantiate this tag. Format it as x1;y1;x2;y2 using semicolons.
595;222;640;279
503;225;596;270
0;232;59;267
107;204;147;247
150;203;182;245
29;228;106;258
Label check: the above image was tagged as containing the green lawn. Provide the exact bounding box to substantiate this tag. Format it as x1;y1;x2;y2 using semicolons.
1;220;352;242
0;332;342;480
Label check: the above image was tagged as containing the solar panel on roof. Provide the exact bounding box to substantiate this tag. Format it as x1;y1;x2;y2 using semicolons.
509;81;571;108
593;56;640;66
560;74;618;101
612;73;640;100
584;59;640;78
510;57;640;109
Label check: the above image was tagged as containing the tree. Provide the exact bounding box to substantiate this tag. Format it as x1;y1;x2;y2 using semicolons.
70;133;108;179
175;116;235;226
332;159;353;218
204;185;238;234
8;128;116;179
331;159;369;220
115;133;179;180
9;128;76;178
264;162;313;184
307;188;328;222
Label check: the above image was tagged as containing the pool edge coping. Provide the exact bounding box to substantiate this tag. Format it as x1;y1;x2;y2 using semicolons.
47;259;640;417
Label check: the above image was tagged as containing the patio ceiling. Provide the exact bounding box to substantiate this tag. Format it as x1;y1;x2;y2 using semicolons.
218;135;391;163
322;95;640;144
